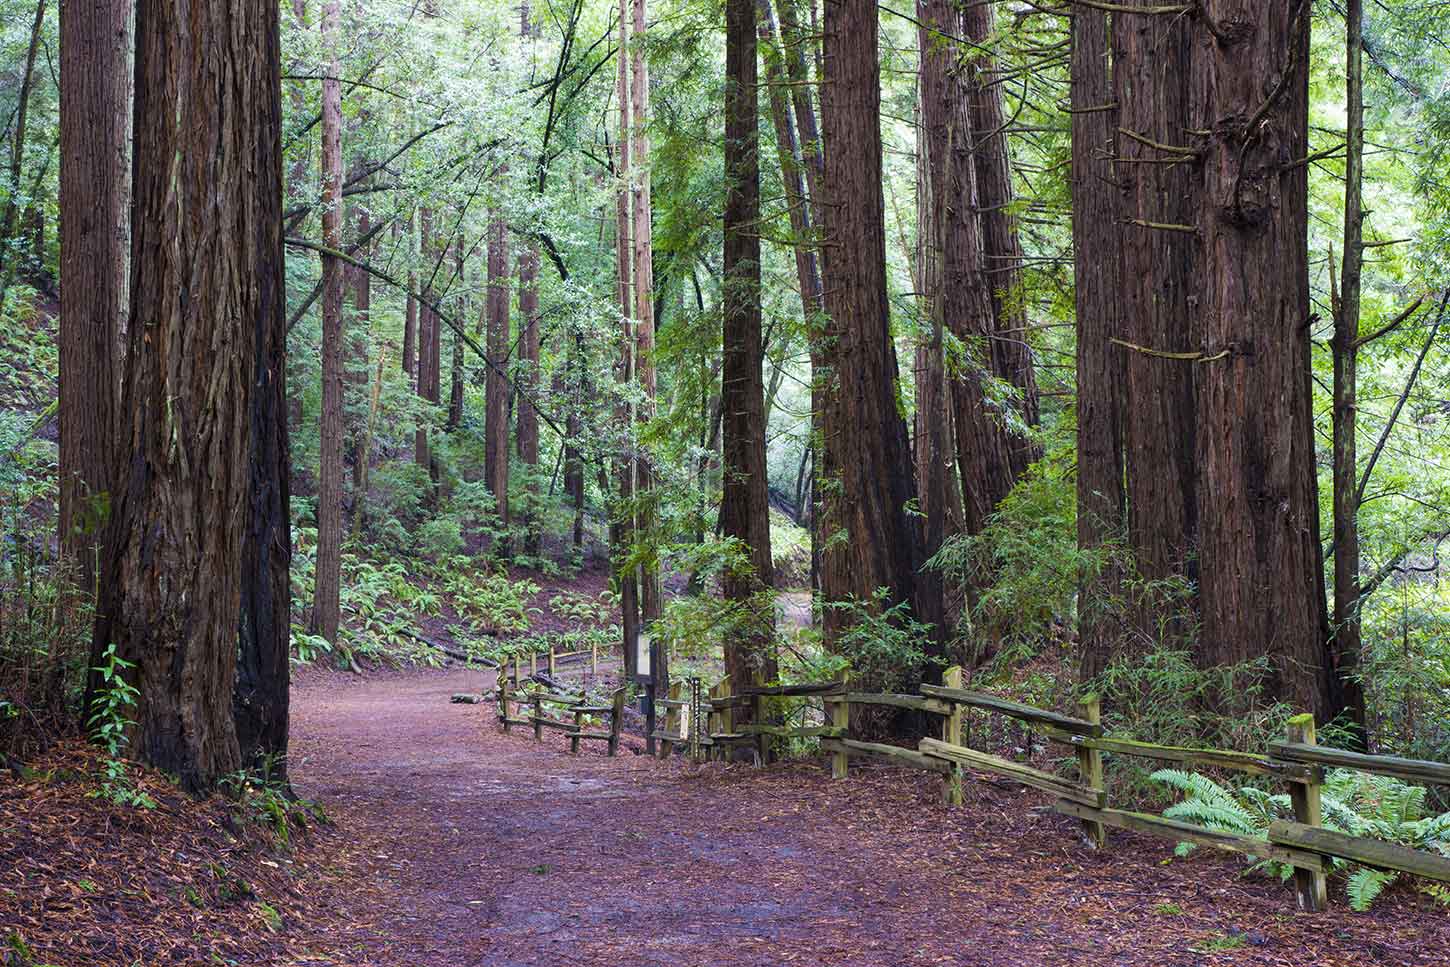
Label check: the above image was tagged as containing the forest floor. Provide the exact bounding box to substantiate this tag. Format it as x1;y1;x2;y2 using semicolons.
279;664;1450;967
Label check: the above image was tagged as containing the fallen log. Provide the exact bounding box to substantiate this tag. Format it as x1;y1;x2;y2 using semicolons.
396;628;497;666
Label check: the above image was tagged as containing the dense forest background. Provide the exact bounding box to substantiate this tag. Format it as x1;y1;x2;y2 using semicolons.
2;0;1450;786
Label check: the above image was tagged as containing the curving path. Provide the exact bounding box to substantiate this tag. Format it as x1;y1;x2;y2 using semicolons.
288;667;1449;967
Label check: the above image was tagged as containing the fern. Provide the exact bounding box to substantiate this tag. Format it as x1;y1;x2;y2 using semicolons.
1153;767;1450;911
1347;869;1397;912
1151;769;1260;836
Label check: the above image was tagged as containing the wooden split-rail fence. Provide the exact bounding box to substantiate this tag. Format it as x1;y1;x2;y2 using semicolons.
691;667;1450;913
496;675;627;756
498;636;603;685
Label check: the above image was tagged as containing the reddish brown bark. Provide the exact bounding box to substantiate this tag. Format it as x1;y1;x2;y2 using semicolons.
916;0;1015;541
236;0;292;773
722;0;778;692
1194;0;1329;716
1071;2;1126;682
613;2;640;676
817;0;924;651
961;0;1039;475
630;0;662;625
1114;0;1202;643
58;0;131;594
92;0;283;791
310;0;344;645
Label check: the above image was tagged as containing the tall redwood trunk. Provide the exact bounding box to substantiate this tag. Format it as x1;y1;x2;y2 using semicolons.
613;0;641;676
817;0;925;654
916;0;1015;540
1071;3;1126;682
58;0;131;594
349;167;373;497
310;0;344;645
1114;0;1201;643
722;0;778;693
236;0;292;774
631;0;662;625
485;212;512;555
93;0;281;792
772;0;825;588
961;0;1039;474
517;246;542;555
1194;0;1330;717
1329;0;1368;743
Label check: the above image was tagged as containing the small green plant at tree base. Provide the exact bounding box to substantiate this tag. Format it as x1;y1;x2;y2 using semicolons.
1152;767;1450;910
1191;931;1247;953
86;643;155;809
218;761;327;850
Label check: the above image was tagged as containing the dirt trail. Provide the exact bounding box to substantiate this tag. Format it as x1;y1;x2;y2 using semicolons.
289;667;1449;967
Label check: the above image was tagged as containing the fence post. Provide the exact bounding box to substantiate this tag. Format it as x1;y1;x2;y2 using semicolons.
689;678;702;762
590;640;598;676
707;677;729;762
532;694;543;742
548;642;556;677
721;677;735;762
570;703;583;755
607;687;626;756
499;674;511;734
827;671;850;779
1286;713;1328;911
753;679;768;767
529;649;537;677
1077;694;1106;848
941;666;964;806
660;680;683;759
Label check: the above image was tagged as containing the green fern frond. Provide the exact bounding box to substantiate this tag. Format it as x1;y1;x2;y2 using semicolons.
1163;799;1260;836
1347;869;1397;912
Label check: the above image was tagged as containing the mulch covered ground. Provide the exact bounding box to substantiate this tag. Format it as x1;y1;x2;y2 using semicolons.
5;664;1449;966
289;667;1450;967
0;742;358;965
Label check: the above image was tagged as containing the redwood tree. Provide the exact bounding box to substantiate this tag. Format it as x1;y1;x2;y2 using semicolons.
1194;0;1330;717
310;0;344;644
721;0;777;692
236;0;292;774
817;0;925;650
916;0;1015;540
1071;2;1126;682
93;0;283;792
1114;0;1202;643
58;0;131;593
485;211;512;554
961;0;1039;473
